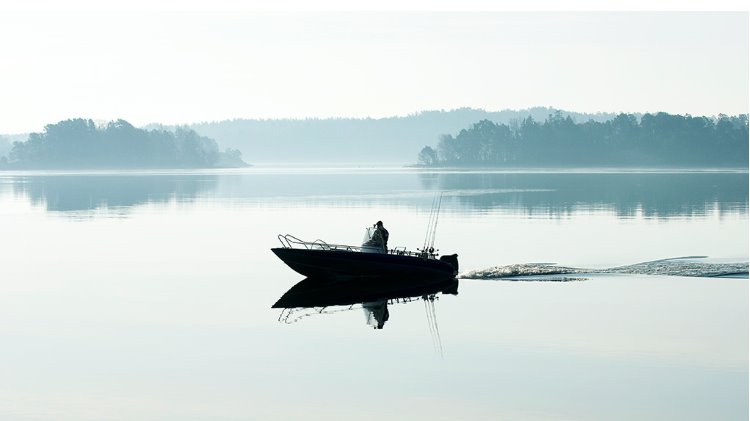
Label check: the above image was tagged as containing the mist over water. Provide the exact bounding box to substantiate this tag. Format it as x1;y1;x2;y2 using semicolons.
0;167;747;421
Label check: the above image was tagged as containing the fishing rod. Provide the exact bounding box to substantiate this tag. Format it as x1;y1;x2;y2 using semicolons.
422;194;438;251
421;192;444;256
428;192;443;251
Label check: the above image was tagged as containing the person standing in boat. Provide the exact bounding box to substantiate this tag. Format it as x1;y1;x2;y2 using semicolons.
375;220;389;253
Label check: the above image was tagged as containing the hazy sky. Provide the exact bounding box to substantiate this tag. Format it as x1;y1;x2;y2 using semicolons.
0;11;747;133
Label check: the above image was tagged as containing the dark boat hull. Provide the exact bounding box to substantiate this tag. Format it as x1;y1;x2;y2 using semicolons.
271;248;457;280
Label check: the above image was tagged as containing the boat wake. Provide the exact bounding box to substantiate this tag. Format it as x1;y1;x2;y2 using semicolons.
459;263;584;280
460;257;749;280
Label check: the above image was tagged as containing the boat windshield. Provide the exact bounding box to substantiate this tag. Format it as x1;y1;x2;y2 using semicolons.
361;226;385;253
362;227;375;243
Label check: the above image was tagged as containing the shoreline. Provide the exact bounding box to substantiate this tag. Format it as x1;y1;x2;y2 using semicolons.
1;165;747;176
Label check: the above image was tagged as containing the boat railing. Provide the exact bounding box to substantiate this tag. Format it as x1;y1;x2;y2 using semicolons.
277;234;364;252
277;234;438;258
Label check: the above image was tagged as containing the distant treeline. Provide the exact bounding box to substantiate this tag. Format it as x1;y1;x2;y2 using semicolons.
0;135;10;160
1;119;248;169
155;107;625;163
418;112;749;167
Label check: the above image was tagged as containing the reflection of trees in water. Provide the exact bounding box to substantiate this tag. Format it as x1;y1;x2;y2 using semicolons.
431;173;748;218
417;173;439;190
13;175;218;212
6;171;746;218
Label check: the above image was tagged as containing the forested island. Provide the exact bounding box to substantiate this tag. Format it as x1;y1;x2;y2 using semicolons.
0;119;248;169
418;112;749;168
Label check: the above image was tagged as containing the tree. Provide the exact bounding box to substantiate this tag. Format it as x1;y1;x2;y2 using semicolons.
417;146;438;166
437;134;459;163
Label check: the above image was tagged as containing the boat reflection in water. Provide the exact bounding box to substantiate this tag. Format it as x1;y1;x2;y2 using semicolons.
273;277;459;330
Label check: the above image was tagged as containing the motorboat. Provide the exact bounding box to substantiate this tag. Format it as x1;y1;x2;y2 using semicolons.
271;227;459;280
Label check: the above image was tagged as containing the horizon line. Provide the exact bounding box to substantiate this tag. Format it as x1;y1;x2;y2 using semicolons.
3;106;748;135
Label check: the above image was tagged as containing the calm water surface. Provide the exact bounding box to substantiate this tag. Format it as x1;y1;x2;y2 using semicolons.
0;167;747;420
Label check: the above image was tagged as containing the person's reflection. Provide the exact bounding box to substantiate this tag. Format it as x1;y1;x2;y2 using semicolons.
363;300;390;329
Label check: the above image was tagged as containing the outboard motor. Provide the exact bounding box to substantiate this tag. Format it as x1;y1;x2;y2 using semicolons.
439;254;459;274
